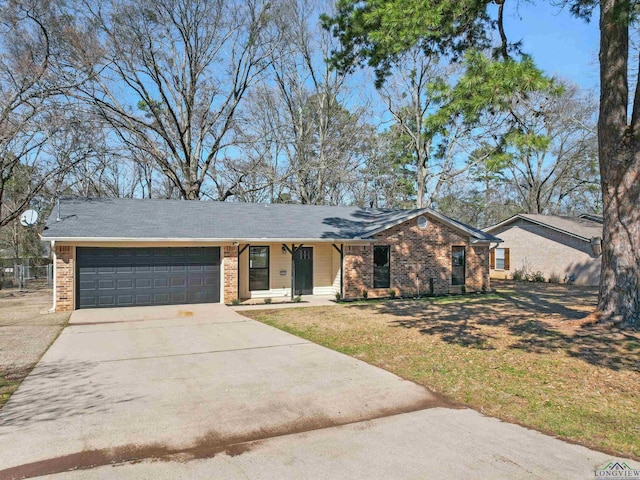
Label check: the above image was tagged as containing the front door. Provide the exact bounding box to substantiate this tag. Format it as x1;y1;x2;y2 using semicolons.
294;247;313;295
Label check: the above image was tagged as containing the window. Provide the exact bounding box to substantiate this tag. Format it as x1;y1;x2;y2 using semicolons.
373;246;390;288
491;247;510;270
451;246;466;286
249;246;269;291
495;248;505;270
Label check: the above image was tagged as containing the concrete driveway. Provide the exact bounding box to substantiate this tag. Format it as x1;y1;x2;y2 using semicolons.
0;304;632;479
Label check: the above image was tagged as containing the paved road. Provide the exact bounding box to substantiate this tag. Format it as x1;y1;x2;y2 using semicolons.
0;304;632;479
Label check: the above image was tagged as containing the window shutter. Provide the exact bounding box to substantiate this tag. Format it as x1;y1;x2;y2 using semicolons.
504;248;510;270
490;249;495;269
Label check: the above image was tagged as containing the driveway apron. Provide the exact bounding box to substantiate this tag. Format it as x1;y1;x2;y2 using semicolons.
0;304;436;477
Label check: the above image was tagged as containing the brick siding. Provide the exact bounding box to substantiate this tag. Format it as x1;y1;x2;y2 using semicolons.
55;245;74;312
344;216;490;299
223;245;238;303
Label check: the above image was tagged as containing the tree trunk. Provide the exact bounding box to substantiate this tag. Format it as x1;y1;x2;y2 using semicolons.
596;0;640;328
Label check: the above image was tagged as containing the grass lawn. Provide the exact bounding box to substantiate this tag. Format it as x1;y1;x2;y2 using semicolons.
242;281;640;459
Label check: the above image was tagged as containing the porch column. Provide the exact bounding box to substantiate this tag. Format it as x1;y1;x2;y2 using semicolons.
282;244;303;301
332;243;344;299
223;245;239;303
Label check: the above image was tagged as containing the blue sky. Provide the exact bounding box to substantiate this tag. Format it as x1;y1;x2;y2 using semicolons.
502;2;599;92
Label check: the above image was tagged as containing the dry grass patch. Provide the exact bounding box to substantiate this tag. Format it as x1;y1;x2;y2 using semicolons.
243;281;640;459
0;289;69;409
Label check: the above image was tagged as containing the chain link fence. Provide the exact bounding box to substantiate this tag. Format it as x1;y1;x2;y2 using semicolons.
1;260;52;290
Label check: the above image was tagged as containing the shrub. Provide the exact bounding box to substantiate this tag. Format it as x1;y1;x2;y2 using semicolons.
512;268;526;282
362;289;368;299
293;296;302;303
231;298;241;306
460;285;466;294
531;271;546;283
389;288;396;299
264;297;272;304
548;273;561;284
512;264;546;283
335;292;342;302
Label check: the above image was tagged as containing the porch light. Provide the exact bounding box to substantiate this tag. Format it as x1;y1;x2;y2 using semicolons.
282;246;287;254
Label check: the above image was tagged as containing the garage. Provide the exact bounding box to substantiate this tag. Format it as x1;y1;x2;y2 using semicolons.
76;247;220;309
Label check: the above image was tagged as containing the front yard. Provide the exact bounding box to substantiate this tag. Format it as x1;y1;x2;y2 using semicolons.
243;281;640;459
0;290;69;408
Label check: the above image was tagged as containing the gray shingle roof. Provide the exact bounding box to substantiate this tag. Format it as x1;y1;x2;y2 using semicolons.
41;197;499;242
485;213;603;241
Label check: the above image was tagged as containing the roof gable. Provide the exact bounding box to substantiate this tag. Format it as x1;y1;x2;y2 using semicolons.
484;214;603;242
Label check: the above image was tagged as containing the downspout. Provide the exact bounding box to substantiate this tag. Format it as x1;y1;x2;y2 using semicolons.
340;243;344;299
51;240;56;312
291;244;295;301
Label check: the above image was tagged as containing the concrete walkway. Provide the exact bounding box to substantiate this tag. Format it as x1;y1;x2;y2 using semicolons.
0;303;634;479
232;294;337;311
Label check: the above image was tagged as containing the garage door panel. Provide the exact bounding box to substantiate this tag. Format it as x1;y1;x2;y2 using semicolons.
153;278;169;288
77;247;220;309
135;294;153;304
98;279;115;289
135;278;152;288
117;279;133;288
98;295;116;306
116;295;134;306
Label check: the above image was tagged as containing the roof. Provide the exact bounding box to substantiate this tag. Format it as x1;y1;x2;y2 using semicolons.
41;197;499;243
484;213;603;242
578;213;603;224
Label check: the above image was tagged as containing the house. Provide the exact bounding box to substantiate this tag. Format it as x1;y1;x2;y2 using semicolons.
40;197;500;311
483;213;603;285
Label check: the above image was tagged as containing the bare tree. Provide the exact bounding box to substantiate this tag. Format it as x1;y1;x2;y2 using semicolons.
250;0;374;205
0;0;90;227
76;0;278;200
501;84;599;214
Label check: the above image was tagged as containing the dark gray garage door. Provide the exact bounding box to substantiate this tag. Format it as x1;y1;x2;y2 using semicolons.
76;247;220;309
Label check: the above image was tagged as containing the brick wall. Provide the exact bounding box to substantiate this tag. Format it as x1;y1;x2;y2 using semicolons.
55;245;74;312
223;246;238;303
343;216;490;300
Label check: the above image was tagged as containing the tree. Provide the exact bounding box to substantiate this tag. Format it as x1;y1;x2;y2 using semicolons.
243;0;374;205
324;0;640;328
0;0;89;228
497;84;599;215
362;126;418;208
76;0;277;201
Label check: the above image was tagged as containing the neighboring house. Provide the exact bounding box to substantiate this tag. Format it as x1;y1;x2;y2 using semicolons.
40;197;499;312
484;214;603;286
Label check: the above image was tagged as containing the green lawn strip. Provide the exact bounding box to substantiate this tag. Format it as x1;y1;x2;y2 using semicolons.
347;292;503;306
0;376;20;407
246;307;639;459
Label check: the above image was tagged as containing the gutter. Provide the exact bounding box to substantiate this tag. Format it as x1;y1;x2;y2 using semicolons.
39;237;374;244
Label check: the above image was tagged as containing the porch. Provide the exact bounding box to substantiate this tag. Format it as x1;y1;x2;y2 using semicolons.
236;242;345;301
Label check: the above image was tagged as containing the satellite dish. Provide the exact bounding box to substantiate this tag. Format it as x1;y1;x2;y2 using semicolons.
20;209;39;227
